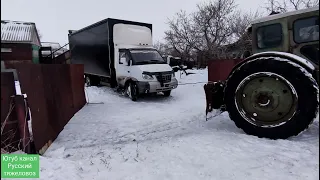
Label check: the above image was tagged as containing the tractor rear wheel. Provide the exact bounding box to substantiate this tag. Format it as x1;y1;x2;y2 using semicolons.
224;57;319;139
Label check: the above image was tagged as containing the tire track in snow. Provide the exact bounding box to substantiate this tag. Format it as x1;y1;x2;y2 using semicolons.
68;112;207;150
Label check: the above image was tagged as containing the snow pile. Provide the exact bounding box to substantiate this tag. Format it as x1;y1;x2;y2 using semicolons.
10;69;319;180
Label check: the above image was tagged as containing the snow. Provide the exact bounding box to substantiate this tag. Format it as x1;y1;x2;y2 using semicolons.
14;81;27;98
15;81;22;95
248;51;315;70
7;69;319;180
41;42;61;49
1;21;33;42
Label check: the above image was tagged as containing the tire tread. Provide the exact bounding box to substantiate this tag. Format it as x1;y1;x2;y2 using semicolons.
224;57;319;139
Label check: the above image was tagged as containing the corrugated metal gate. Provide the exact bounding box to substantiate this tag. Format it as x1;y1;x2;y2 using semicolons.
2;64;86;154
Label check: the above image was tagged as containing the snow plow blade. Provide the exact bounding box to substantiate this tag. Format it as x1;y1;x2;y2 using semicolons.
204;81;226;120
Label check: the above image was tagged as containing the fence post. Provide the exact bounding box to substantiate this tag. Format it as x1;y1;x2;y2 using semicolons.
14;95;31;153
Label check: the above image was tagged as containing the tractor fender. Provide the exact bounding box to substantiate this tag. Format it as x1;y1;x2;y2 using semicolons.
230;51;315;77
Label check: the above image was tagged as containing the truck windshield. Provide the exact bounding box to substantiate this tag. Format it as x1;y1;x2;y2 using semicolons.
130;49;166;65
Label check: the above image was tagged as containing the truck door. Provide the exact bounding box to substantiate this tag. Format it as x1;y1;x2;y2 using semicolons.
117;49;131;86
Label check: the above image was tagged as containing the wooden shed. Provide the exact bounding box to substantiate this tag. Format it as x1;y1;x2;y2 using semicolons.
1;20;41;68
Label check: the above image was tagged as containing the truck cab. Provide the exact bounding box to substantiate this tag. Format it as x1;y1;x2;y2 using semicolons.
113;23;178;100
115;47;178;96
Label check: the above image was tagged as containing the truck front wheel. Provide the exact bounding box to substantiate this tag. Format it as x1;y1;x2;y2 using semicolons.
85;75;100;87
163;90;171;97
85;76;91;87
126;82;138;101
224;57;319;139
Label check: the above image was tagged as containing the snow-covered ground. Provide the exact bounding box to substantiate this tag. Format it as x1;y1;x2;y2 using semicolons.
14;69;320;180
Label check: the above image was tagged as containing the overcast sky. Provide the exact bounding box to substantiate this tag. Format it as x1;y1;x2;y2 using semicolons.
1;0;264;46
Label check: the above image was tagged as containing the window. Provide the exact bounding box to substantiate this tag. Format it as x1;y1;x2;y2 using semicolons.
256;24;283;49
1;48;12;53
293;16;319;43
129;49;166;65
119;50;130;65
119;51;125;64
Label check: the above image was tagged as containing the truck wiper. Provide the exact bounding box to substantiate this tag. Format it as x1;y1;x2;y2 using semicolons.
149;60;167;64
141;60;159;64
136;60;165;65
135;60;153;65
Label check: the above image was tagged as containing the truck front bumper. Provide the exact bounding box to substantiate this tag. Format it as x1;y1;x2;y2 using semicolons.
136;78;178;94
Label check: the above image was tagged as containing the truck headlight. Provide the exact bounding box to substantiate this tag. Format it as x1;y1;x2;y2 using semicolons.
142;74;153;80
172;71;175;78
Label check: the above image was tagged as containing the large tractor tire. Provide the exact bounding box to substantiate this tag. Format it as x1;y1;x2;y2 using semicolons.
224;57;319;139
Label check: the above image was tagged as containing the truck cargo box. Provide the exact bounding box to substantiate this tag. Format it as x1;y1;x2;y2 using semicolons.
68;18;152;80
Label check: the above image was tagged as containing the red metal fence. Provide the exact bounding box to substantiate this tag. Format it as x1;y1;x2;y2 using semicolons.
1;64;86;154
1;43;33;61
208;59;244;82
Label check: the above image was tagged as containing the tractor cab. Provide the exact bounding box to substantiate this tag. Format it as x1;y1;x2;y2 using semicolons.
250;6;319;82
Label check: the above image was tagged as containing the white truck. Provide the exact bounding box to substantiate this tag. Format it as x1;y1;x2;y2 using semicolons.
68;18;178;101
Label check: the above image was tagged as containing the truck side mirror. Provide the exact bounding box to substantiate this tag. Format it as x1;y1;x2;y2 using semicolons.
120;57;126;64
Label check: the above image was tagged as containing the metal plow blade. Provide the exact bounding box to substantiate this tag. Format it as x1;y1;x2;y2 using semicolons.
204;81;226;121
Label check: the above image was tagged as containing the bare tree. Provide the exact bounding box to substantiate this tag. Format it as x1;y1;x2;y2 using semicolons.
153;40;171;56
264;0;287;13
264;0;318;13
164;10;200;61
192;0;261;59
230;10;261;40
224;10;262;58
153;41;164;54
303;0;319;8
164;0;264;66
193;0;238;57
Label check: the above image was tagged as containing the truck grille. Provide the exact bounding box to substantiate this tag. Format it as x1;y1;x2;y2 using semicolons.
156;74;172;83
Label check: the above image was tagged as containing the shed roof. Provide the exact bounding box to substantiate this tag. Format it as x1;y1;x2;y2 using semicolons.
1;20;41;46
